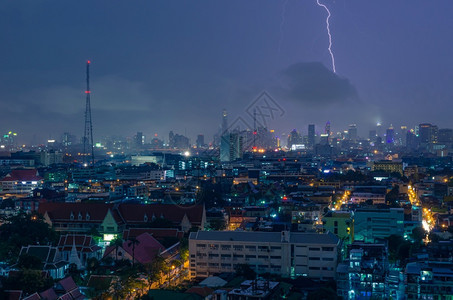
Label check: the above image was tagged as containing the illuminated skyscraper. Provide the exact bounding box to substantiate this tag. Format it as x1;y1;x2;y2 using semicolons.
386;125;394;144
348;124;358;142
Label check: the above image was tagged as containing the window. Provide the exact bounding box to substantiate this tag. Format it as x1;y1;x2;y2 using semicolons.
221;245;231;250
322;247;334;251
197;244;206;248
270;256;281;259
270;246;281;250
245;255;256;259
309;257;320;260
309;267;320;270
309;248;320;251
322;257;334;261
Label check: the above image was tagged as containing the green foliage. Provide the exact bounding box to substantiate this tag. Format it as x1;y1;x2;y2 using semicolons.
307;287;338;300
143;256;168;288
127;237;140;267
0;198;14;209
208;218;227;231
111;237;124;261
411;227;427;245
0;212;59;263
17;253;42;269
86;257;101;273
235;264;256;280
386;234;412;264
3;269;54;294
385;185;400;207
179;238;189;262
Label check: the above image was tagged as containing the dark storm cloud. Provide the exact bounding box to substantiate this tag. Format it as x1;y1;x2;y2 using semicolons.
1;0;453;143
280;62;358;105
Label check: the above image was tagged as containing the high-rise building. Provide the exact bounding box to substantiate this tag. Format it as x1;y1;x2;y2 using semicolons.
386;125;394;144
419;123;438;150
134;132;145;148
221;109;228;135
196;134;205;148
169;131;190;149
325;121;331;136
406;130;419;150
369;130;377;142
288;129;303;149
308;125;315;149
438;128;453;145
220;132;243;162
348;124;358;142
376;122;382;138
62;132;75;147
400;126;407;146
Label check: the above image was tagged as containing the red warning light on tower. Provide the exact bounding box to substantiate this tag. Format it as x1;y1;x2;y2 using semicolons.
87;60;91;64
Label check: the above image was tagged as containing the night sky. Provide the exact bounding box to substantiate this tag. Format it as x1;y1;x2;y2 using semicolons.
1;0;453;144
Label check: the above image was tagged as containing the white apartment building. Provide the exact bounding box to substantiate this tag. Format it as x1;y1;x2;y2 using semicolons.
189;231;339;279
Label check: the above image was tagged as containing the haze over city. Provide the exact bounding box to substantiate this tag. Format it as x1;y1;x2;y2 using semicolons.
2;0;453;144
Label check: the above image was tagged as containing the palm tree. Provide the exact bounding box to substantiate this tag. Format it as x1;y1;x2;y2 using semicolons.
112;238;123;262
127;237;140;267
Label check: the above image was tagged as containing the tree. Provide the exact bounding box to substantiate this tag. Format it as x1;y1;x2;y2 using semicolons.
0;212;59;263
235;264;256;280
179;237;189;262
127;237;140;267
111;237;124;262
385;185;400;207
208;218;227;231
3;269;54;294
17;254;42;269
307;287;338;300
86;257;100;273
411;227;427;245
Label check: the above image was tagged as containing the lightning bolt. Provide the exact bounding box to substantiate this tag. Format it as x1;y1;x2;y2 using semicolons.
316;0;336;73
277;0;289;58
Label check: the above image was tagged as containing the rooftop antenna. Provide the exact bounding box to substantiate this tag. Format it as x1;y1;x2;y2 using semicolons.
83;60;95;166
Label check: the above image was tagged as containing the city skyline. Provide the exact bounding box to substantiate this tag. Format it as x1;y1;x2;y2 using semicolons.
1;1;453;143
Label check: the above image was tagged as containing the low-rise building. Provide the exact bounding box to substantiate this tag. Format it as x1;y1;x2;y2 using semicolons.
0;169;43;196
323;211;354;246
189;230;339;279
336;242;404;299
354;207;404;242
405;261;453;299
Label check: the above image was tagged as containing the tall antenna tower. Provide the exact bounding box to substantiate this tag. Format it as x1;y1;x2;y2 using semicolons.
82;60;94;166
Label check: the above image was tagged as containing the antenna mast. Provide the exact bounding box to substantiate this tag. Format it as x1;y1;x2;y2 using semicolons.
83;60;94;166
